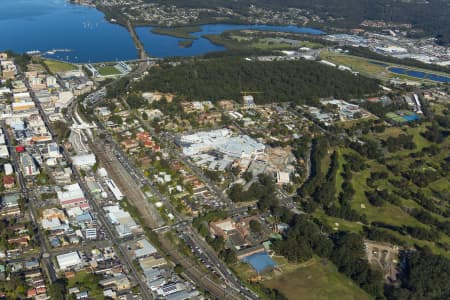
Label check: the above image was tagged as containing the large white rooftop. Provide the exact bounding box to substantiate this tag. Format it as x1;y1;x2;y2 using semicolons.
181;129;265;158
57;251;82;270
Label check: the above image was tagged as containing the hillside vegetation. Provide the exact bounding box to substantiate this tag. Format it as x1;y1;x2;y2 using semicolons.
145;0;450;44
132;57;379;104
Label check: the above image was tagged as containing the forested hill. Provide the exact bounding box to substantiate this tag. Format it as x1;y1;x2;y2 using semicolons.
145;0;450;44
133;58;379;104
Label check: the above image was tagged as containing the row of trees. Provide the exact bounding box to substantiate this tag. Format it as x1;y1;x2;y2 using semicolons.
299;145;367;223
326;160;367;223
299;137;329;199
349;139;383;160
422;121;448;144
365;189;401;207
409;209;450;237
372;222;440;243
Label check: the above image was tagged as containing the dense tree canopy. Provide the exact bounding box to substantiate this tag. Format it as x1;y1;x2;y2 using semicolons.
386;249;450;300
272;215;333;262
133;58;379;104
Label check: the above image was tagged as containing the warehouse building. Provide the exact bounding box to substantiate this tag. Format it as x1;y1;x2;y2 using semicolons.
180;129;265;159
104;205;141;237
57;183;88;210
56;251;82;270
105;178;123;201
71;153;96;169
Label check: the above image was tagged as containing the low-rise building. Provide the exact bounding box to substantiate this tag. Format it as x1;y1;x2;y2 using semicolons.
57;183;88;210
99;274;131;291
104;205;141;237
134;239;157;259
2;175;15;189
71;153;96;169
56;251;82;270
20;152;39;176
139;256;167;269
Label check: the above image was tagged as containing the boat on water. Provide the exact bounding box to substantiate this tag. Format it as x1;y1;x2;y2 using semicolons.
46;49;73;55
26;50;41;55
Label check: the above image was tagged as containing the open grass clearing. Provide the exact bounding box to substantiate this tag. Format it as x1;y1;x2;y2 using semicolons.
264;258;372;300
320;51;392;80
44;59;77;73
349;164;425;228
320;51;449;83
314;209;364;233
320;149;333;176
67;270;104;299
98;66;121;76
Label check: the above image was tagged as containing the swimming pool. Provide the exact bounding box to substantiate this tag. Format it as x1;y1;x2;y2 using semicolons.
389;67;450;83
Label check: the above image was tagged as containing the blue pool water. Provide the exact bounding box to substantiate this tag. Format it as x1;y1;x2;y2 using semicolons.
389;67;450;83
403;114;420;122
369;61;388;67
242;252;276;273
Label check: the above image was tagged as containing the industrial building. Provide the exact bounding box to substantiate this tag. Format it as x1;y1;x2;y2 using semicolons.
12;102;36;112
56;251;82;270
105;178;123;201
104;205;141;237
57;183;89;210
71;153;96;169
180;129;265;159
134;239;157;258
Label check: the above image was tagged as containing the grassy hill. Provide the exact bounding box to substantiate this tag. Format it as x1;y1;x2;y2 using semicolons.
314;118;450;258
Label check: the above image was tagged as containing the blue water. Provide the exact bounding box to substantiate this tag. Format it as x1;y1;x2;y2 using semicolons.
0;0;137;63
136;24;325;58
242;252;276;273
1;0;325;62
389;67;450;83
403;114;420;122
